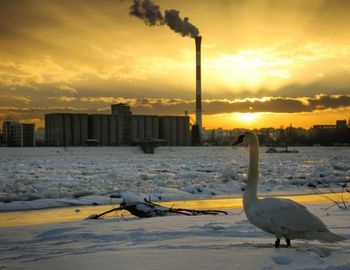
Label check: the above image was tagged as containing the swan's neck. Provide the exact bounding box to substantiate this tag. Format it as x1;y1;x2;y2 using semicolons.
244;141;259;203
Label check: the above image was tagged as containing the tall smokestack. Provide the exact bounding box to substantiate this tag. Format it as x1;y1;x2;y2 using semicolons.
195;36;202;132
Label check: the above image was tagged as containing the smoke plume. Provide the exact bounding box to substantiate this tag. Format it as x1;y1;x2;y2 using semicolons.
129;0;199;38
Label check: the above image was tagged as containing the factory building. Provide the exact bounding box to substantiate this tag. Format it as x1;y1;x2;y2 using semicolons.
312;119;348;130
45;113;88;146
45;104;191;146
2;121;35;147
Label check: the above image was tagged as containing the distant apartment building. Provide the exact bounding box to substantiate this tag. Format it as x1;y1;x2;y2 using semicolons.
2;121;35;147
336;120;347;129
312;119;348;130
45;104;191;146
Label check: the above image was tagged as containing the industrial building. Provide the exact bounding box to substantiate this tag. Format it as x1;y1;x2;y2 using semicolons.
312;119;348;130
45;104;191;146
2;121;35;147
45;113;88;146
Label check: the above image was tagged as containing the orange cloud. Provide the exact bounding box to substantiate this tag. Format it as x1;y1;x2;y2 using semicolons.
0;94;31;104
47;96;77;102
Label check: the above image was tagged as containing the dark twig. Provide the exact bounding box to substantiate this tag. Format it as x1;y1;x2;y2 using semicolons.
312;188;342;208
88;206;124;219
88;198;228;220
312;186;349;210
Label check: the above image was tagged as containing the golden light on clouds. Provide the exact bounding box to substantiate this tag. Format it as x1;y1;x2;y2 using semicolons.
204;108;350;130
1;0;350;129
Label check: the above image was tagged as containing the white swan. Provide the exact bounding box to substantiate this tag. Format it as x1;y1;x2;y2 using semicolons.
232;132;345;247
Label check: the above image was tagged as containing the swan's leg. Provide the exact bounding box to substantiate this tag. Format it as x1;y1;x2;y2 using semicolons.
286;239;291;247
274;238;280;248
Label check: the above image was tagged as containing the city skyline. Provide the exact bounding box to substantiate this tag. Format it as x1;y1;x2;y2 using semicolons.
1;0;350;129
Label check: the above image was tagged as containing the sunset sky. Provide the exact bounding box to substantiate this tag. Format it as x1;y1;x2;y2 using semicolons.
1;0;350;129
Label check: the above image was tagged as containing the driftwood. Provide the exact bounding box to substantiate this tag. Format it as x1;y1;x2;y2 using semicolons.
88;197;228;219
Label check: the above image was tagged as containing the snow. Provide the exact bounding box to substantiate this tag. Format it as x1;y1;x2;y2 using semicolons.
0;146;350;269
1;146;350;211
0;203;349;270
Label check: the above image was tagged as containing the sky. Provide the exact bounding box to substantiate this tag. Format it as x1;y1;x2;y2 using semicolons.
1;0;350;129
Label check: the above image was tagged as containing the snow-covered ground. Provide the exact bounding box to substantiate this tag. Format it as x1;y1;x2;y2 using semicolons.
0;203;349;270
0;146;350;269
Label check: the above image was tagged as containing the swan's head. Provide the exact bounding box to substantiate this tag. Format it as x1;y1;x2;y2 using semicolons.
232;132;259;147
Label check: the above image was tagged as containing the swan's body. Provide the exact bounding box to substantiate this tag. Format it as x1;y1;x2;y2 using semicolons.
234;132;344;247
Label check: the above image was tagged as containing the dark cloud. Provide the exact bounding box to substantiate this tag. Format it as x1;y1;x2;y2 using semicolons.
309;95;350;110
130;94;350;115
2;94;350;126
202;98;308;114
71;94;350;115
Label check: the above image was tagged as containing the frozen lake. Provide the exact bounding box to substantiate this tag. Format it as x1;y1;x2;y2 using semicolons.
1;146;349;210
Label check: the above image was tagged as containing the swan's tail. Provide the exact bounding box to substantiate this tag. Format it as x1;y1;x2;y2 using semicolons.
307;231;346;242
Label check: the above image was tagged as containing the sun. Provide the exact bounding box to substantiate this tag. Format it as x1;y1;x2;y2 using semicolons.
236;113;260;123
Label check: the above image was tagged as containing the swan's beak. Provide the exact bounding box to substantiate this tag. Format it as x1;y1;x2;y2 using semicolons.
232;135;245;146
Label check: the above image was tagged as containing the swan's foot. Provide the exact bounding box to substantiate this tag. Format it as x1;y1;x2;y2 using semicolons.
275;239;280;248
286;239;291;247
